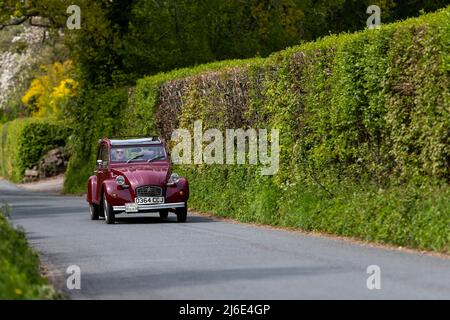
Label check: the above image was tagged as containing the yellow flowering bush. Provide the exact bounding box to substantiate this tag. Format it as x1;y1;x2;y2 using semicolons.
21;61;78;119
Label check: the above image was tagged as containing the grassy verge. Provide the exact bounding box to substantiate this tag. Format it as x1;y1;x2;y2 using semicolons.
0;205;59;299
180;167;450;253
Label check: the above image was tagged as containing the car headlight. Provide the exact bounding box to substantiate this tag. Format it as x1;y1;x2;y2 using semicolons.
168;173;180;185
116;175;126;186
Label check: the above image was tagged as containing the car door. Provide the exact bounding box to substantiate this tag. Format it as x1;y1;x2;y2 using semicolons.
96;143;109;200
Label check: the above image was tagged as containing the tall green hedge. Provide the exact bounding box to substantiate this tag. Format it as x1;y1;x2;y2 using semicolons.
65;7;450;252
0;118;71;182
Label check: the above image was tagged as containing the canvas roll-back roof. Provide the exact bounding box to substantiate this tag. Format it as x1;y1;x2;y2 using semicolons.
106;137;162;145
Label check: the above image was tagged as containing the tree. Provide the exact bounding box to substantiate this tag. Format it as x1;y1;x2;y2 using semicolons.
2;0;449;86
0;0;67;30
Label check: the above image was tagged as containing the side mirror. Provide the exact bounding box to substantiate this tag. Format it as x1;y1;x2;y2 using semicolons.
96;160;103;167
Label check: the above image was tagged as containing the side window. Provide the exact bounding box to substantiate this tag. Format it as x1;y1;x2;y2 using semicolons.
97;144;103;161
97;144;108;166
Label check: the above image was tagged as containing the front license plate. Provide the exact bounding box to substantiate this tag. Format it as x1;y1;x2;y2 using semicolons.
125;203;139;213
135;197;165;205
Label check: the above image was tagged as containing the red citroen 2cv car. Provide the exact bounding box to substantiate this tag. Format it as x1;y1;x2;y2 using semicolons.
87;137;189;224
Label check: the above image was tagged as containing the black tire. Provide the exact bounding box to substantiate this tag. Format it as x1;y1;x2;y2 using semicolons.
175;204;187;223
159;210;169;220
103;193;115;224
89;203;99;220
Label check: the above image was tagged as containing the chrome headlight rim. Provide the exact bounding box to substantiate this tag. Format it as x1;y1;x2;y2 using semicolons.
168;172;180;184
115;175;126;186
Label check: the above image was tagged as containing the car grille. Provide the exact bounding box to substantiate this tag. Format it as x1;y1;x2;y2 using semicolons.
135;186;163;197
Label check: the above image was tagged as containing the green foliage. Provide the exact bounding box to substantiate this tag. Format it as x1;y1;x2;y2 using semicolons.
132;59;263;134
3;1;450;88
0;118;71;182
6;0;439;88
0;205;58;299
383;13;450;179
63;86;129;193
0;25;23;53
123;0;306;73
0;0;71;28
179;168;449;252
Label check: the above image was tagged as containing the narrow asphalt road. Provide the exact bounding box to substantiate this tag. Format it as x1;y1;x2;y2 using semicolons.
1;179;449;299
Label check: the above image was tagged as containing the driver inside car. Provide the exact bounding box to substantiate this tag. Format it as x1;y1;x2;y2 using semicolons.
113;148;126;162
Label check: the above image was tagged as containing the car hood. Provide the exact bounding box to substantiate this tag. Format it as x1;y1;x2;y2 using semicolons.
111;165;169;189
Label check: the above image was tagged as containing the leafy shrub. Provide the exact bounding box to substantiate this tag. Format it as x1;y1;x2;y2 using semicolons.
21;61;78;119
0;118;71;182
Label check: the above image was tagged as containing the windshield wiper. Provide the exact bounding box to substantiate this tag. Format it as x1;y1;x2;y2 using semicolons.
147;155;166;163
127;154;145;163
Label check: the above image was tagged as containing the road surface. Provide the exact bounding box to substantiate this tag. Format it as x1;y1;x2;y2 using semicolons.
1;179;449;299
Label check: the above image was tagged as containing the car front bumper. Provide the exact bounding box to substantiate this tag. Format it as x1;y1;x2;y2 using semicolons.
112;202;185;213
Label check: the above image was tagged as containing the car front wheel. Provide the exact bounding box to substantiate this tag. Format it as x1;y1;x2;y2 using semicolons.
103;193;115;224
175;204;187;223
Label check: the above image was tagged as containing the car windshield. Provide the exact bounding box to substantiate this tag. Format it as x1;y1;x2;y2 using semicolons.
110;145;167;163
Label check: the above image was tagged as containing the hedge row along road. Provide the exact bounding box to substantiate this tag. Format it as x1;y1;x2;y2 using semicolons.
1;179;450;299
64;7;450;253
0;118;71;183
